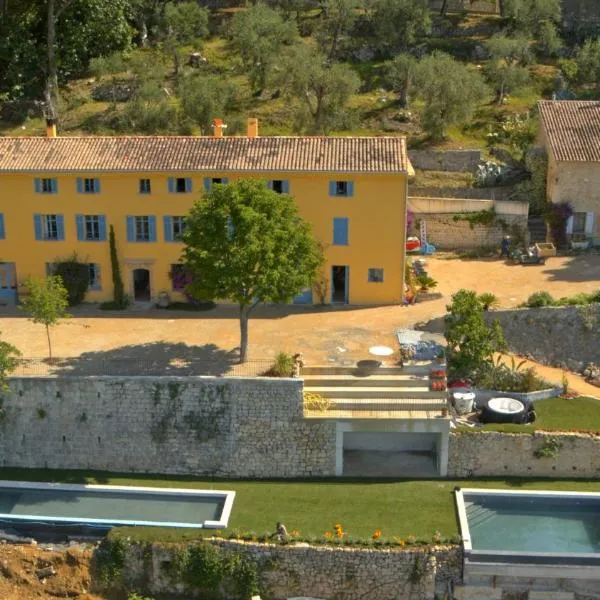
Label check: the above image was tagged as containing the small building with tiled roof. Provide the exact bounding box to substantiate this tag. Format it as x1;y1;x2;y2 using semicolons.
538;100;600;242
0;120;411;306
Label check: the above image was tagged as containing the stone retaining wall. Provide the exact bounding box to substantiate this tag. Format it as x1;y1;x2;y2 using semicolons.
1;376;337;478
409;186;513;201
487;305;600;372
409;150;481;172
448;431;600;478
118;540;463;600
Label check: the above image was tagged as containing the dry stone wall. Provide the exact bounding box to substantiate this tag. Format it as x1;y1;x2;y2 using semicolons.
120;540;463;600
0;376;337;477
409;150;482;172
487;305;600;372
448;431;600;478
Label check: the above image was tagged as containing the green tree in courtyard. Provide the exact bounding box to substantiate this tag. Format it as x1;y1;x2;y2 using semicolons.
21;276;70;361
414;52;488;140
182;180;323;363
0;333;21;390
444;289;506;379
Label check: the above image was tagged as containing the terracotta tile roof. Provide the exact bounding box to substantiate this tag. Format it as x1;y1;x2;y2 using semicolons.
0;136;409;174
538;100;600;162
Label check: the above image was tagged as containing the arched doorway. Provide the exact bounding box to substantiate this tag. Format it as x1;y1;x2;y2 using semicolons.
133;268;151;302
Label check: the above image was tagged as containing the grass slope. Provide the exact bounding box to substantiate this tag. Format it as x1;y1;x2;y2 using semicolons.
2;468;600;543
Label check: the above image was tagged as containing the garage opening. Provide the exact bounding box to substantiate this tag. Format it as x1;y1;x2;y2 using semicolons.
342;432;440;477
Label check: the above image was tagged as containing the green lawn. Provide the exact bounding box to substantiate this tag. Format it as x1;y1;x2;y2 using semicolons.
2;468;600;544
460;396;600;434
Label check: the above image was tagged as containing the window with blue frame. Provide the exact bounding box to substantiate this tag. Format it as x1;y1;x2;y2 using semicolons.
139;178;151;194
163;216;186;241
168;177;192;193
76;215;107;241
332;217;349;245
203;177;228;192
88;263;102;290
329;181;354;197
34;178;58;194
268;180;289;194
34;214;64;241
77;178;100;194
368;268;384;283
0;213;4;240
127;215;157;242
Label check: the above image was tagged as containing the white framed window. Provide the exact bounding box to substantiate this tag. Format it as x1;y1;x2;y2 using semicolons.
85;216;100;241
139;178;151;194
44;215;59;240
572;212;586;234
88;263;102;290
135;216;150;241
172;216;186;241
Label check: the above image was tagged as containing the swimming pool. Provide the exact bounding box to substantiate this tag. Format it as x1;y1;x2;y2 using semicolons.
0;480;235;531
456;488;600;569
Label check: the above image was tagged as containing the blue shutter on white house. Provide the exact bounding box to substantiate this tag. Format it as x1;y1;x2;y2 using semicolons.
148;216;157;242
76;178;84;194
0;214;5;240
34;214;42;240
203;178;211;192
329;181;337;197
75;215;84;241
98;215;107;241
185;178;192;193
56;215;65;240
282;180;290;194
164;216;173;242
168;177;175;193
126;216;134;241
333;217;349;245
34;178;42;193
346;182;354;197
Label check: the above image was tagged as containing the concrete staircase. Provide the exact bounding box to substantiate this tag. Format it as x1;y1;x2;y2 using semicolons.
528;215;547;244
302;364;448;416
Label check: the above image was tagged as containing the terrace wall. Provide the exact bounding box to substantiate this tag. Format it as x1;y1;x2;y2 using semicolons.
0;376;337;478
448;431;600;478
117;540;463;600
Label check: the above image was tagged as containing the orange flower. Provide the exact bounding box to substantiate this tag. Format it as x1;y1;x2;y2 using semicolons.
395;538;405;547
334;523;345;538
290;530;300;537
324;531;332;539
372;529;382;540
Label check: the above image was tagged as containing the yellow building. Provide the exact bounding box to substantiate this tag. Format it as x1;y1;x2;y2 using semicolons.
0;121;410;306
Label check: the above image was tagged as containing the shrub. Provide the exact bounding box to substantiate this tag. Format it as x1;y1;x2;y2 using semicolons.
52;255;89;306
263;352;295;377
524;291;555;307
478;292;499;311
416;274;438;291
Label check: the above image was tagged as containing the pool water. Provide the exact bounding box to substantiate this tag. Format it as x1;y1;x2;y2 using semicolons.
466;496;600;554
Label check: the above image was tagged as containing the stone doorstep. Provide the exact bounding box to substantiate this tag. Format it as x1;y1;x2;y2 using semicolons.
454;586;503;600
528;593;575;600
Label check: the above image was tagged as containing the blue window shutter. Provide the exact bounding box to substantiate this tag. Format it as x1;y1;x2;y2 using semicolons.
34;214;42;240
221;177;228;185
76;214;84;241
203;177;211;192
333;217;348;245
266;180;273;190
164;216;173;242
76;178;83;193
99;215;107;241
282;180;290;194
168;177;175;193
185;178;192;193
329;181;337;197
0;214;4;240
56;215;65;241
51;179;58;194
34;178;41;193
347;181;354;197
126;216;134;242
95;178;101;194
149;216;157;242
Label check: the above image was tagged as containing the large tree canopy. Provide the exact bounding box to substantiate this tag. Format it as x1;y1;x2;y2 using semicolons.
182;180;323;362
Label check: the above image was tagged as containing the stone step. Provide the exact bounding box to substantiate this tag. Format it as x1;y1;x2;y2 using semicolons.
302;374;430;387
304;386;446;400
324;397;447;411
528;593;575;600
454;586;502;600
301;365;430;376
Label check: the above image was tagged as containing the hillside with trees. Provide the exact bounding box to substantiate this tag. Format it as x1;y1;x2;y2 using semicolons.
1;0;599;155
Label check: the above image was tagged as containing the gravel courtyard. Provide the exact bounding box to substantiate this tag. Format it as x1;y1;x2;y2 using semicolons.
1;255;599;371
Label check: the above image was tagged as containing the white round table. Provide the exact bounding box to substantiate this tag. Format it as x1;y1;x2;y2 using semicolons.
369;345;395;357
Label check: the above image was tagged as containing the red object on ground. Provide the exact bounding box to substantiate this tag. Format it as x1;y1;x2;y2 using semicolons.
406;237;421;252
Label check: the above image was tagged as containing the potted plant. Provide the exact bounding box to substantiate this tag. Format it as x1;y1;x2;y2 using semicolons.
570;233;590;250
